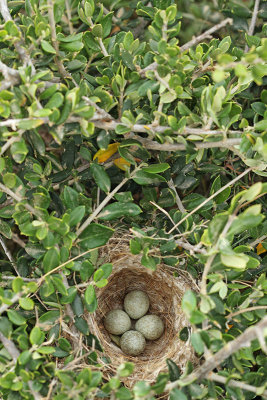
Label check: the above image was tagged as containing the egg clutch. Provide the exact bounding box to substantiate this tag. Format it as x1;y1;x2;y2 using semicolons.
104;290;164;356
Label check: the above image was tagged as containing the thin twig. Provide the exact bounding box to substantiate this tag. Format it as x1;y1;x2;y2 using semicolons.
0;0;35;72
0;332;20;361
249;234;267;248
245;0;261;52
65;0;73;34
227;305;267;320
180;18;233;52
140;18;232;76
168;168;252;234
47;0;69;78
97;37;109;57
168;178;186;213
76;164;143;237
166;316;267;390
0;183;40;218
0;235;20;276
208;372;267;398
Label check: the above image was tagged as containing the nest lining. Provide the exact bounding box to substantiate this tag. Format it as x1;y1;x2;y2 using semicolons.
86;246;197;386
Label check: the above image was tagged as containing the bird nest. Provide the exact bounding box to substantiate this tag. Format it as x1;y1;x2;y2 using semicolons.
85;241;198;387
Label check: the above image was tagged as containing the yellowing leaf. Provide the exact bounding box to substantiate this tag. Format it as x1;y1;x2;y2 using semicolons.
113;157;131;171
257;243;267;255
93;143;120;163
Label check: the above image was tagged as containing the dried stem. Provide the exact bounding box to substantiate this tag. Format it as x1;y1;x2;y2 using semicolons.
168;178;186;213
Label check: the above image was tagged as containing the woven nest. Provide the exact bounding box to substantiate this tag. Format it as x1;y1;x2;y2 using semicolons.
86;241;198;387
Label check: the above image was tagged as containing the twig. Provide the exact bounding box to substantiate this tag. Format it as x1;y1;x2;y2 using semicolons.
180;18;233;52
47;0;69;78
168;178;186;213
76;164;143;237
249;234;267;248
245;0;261;52
0;135;21;156
65;0;73;34
0;183;40;218
0;0;35;72
227;305;267;320
0;61;20;90
0;331;20;362
166;316;267;390
0;235;20;276
82;96;113;120
208;372;267;398
140;18;233;76
0;292;22;315
168;168;252;234
97;37;109;57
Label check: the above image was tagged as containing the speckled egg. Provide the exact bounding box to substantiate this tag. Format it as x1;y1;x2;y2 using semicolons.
104;309;131;335
124;290;150;319
120;330;146;356
135;314;164;340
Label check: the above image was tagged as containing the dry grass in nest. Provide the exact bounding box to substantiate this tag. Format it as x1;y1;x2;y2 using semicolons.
85;240;198;387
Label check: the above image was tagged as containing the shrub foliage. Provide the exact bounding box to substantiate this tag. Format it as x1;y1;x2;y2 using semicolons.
0;0;267;399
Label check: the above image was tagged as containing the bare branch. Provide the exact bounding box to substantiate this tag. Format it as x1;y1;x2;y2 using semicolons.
245;0;261;52
168;168;252;234
208;372;267;398
180;18;233;52
0;182;40;218
97;37;109;57
167;178;186;213
227;305;267;320
76;164;143;237
0;235;20;276
0;0;35;72
0;331;20;362
166;315;267;390
249;234;267;248
139;18;232;76
47;0;69;78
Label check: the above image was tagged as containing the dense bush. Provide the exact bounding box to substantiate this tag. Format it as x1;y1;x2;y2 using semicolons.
0;0;267;399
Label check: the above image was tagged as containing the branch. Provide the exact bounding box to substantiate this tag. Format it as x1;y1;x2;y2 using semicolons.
47;0;69;78
0;183;40;218
168;168;252;234
76;164;143;237
227;306;267;320
0;331;20;362
166;315;267;390
139;18;232;76
0;61;20;90
208;372;267;398
248;0;261;35
0;235;20;276
180;18;233;52
0;0;35;72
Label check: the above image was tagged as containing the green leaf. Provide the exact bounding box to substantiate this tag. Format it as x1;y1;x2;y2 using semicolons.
167;359;181;382
90;163;111;193
10;139;28;164
69;206;85;227
19;297;34;310
170;388;187;400
133;170;166;185
43;248;60;273
84;285;96;305
41;40;56;54
7;310;26;325
182;290;197;317
143;163;170;173
0;219;12;239
191;332;204;354
98;202;142;220
79;223;114;250
221;253;249;269
30;326;44;345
